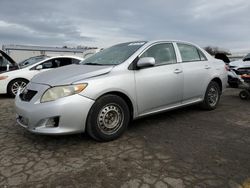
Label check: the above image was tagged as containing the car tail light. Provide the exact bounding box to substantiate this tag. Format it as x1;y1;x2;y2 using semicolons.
0;76;8;80
225;65;230;71
241;74;250;78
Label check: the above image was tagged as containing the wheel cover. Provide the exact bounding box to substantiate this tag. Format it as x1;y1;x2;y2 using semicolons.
207;86;219;107
240;91;248;99
97;104;124;135
11;81;27;95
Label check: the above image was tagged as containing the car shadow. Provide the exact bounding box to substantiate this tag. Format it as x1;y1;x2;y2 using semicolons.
21;130;93;146
128;104;200;131
0;94;11;99
21;105;200;144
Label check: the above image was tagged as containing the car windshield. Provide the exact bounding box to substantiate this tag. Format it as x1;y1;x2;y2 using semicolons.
18;56;49;68
243;53;250;61
80;41;146;66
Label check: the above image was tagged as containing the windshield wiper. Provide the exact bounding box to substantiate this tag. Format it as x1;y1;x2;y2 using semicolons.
83;62;115;66
84;62;103;65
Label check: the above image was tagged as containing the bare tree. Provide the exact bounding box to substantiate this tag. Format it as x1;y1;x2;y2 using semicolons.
204;46;231;56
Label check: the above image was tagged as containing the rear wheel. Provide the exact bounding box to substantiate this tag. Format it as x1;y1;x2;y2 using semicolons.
86;95;130;141
200;81;221;110
239;90;250;100
7;79;28;97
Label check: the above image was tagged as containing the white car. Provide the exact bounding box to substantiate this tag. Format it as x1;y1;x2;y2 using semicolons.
230;53;250;67
228;53;250;88
15;40;227;141
0;56;83;97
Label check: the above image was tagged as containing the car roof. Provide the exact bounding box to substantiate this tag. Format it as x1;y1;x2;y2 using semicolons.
145;40;200;46
44;55;83;60
34;55;83;63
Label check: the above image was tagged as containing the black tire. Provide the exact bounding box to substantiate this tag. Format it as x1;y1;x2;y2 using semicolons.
228;82;238;88
7;79;29;98
200;81;221;110
239;90;250;100
86;94;130;142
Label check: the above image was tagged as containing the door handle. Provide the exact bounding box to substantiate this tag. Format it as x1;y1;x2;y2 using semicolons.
174;69;182;74
205;65;211;69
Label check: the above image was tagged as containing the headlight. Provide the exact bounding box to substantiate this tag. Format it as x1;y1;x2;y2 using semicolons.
0;76;8;80
41;84;87;103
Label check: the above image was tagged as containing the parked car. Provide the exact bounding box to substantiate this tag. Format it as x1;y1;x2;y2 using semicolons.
228;53;250;88
0;56;83;97
0;51;49;73
15;40;227;141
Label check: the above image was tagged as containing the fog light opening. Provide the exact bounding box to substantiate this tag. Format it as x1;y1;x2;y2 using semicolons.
45;117;59;128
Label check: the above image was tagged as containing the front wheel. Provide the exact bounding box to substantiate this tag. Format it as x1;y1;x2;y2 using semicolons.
200;81;221;110
86;95;130;142
7;79;29;97
239;90;250;100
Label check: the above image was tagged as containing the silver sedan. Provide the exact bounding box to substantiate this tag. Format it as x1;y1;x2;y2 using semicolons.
15;40;228;141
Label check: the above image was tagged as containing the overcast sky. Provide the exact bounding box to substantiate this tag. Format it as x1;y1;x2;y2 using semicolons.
0;0;249;51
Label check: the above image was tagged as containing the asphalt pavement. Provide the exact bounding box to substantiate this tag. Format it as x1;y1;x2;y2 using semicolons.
0;88;249;187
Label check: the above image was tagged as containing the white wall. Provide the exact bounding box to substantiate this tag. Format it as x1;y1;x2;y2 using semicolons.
8;50;42;62
7;50;84;62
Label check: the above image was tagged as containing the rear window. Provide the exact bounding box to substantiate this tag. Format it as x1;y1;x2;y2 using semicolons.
19;56;49;68
243;53;250;61
177;43;207;62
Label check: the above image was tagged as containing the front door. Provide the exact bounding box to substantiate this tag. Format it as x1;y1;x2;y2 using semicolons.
134;43;183;116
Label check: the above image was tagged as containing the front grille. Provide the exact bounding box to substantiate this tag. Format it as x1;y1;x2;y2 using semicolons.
20;90;37;102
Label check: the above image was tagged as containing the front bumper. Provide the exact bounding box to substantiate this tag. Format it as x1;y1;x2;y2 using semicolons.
0;79;8;94
15;82;95;135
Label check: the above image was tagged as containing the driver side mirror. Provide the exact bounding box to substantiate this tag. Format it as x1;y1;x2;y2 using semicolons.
137;57;155;68
36;65;43;70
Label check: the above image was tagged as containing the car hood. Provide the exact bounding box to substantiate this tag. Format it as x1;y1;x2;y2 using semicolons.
0;50;17;66
0;50;19;73
32;64;114;86
229;59;250;68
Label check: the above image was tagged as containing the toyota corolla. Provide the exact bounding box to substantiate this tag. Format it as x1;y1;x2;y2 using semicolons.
15;40;227;141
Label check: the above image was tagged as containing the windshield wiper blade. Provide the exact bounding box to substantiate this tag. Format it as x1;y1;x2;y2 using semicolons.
83;62;115;66
84;62;103;65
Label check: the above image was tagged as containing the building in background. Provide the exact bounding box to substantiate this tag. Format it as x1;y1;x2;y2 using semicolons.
2;45;100;62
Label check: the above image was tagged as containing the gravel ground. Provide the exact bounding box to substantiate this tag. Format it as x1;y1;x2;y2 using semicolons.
0;88;249;188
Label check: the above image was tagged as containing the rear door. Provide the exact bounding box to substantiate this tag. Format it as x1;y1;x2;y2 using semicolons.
176;43;210;102
134;42;183;115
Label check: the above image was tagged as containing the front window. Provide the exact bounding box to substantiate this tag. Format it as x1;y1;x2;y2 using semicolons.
81;42;146;66
140;43;177;65
41;58;78;69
